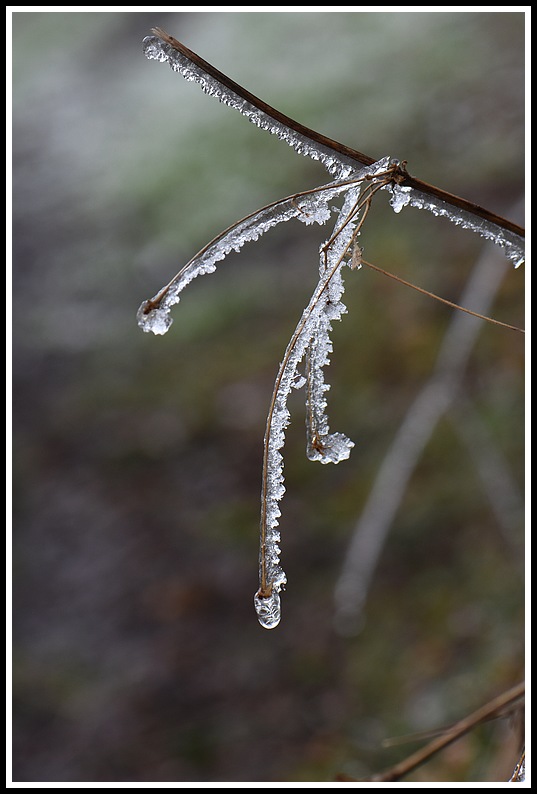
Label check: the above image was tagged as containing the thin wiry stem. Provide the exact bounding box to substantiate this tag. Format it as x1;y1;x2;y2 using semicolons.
137;171;389;335
361;259;525;334
509;749;526;782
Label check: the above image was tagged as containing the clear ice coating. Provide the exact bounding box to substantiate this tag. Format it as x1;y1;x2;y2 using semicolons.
143;34;358;180
136;173;381;336
143;32;524;268
254;589;281;629
137;302;173;335
307;432;355;465
256;166;389;625
389;183;412;214
387;183;525;268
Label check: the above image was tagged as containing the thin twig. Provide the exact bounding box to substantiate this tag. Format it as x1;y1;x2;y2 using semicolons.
364;682;525;782
258;177;385;596
362;259;525;334
509;749;526;782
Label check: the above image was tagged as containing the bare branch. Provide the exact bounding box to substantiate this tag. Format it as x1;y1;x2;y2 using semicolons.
365;682;525;782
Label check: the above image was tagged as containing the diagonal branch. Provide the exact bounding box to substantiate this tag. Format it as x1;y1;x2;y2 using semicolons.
364;681;525;782
148;27;524;245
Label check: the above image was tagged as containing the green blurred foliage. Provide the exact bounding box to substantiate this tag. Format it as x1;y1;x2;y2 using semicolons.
11;9;524;783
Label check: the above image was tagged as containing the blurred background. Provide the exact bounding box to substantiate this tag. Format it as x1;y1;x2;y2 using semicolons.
11;10;525;783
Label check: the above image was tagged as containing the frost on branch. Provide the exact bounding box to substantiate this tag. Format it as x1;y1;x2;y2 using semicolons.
143;30;524;268
143;33;358;180
305;186;365;466
387;183;525;268
255;162;390;628
139;28;524;630
137;176;369;336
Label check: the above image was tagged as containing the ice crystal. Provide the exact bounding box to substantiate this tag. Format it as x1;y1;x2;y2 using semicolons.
137;175;373;335
254;589;281;629
387;183;525;267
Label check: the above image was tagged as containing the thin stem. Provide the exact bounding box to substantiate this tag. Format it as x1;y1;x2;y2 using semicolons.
368;681;525;782
362;259;525;334
140;173;374;315
510;749;526;782
151;28;524;240
321;178;391;258
259;179;377;595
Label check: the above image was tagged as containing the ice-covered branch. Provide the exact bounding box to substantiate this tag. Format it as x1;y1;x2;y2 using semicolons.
143;30;360;180
255;163;391;629
139;28;524;630
144;28;524;266
387;182;525;268
137;173;384;336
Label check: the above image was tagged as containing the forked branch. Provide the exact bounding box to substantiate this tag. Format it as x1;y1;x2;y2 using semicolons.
138;27;524;630
149;27;524;245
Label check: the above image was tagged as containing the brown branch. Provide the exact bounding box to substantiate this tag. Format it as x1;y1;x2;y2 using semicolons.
151;27;524;240
357;681;525;782
509;749;526;782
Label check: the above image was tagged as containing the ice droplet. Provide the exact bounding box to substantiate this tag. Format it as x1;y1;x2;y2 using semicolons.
307;432;355;464
254;589;281;629
137;301;172;335
389;184;412;213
